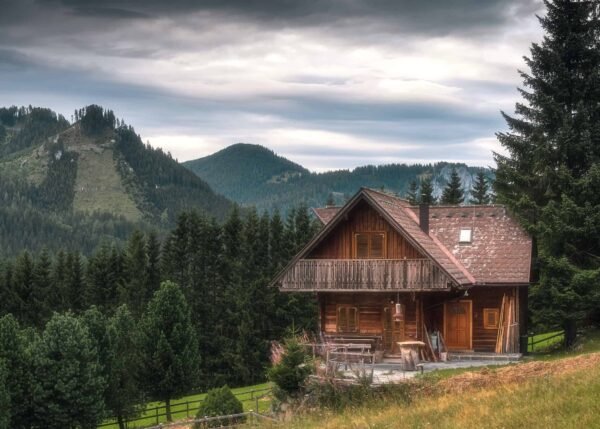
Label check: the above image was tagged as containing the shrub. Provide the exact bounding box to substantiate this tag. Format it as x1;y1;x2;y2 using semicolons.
193;386;244;428
267;337;313;400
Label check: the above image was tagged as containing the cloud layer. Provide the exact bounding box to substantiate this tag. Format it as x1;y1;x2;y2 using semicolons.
0;0;544;170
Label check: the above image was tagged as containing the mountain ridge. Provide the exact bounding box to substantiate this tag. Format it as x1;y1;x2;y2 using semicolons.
0;105;233;256
184;143;494;213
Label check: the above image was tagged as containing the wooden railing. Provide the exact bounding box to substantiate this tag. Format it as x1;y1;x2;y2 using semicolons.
279;259;450;291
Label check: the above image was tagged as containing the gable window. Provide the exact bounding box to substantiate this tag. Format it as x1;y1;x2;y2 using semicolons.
337;305;359;333
354;232;386;258
459;228;472;243
483;308;499;329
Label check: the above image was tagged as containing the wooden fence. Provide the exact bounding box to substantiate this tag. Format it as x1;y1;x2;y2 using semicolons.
97;387;272;429
279;259;450;291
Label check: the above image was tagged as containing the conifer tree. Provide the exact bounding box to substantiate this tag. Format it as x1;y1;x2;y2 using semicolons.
106;305;143;429
469;171;491;205
122;231;148;315
494;0;600;329
138;281;199;421
0;360;9;429
419;177;436;205
406;180;418;205
441;168;465;205
0;314;33;428
32;312;106;428
13;251;35;325
65;252;85;312
145;231;162;301
32;250;52;327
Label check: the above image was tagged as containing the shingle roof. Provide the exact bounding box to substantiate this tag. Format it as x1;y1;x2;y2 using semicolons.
312;207;341;224
412;205;532;284
312;188;532;285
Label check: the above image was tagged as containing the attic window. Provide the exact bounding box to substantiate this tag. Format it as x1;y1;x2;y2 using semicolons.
354;233;386;258
459;228;472;243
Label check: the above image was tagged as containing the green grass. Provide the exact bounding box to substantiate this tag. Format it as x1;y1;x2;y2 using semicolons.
528;330;565;352
530;328;600;361
99;383;272;429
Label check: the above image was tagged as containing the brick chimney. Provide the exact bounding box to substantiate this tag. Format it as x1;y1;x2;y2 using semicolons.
419;203;429;234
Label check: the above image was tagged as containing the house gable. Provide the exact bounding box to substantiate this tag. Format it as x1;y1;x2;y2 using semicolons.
309;200;424;259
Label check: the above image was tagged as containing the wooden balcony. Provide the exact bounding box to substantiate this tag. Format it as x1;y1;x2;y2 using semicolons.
279;259;451;291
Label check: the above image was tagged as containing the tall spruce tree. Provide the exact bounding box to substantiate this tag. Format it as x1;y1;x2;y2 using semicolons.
419;177;436;205
138;281;199;421
32;312;106;429
494;0;600;330
441;168;465;205
406;180;418;205
0;360;9;429
105;305;143;429
469;171;491;205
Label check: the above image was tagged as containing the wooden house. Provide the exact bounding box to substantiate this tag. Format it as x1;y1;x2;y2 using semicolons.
271;188;532;356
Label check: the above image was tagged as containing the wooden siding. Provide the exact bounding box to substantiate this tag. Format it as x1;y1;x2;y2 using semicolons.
309;201;423;259
470;287;518;352
319;287;521;353
280;259;451;291
320;293;418;341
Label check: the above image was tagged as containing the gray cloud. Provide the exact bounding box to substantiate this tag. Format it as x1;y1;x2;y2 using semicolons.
0;0;544;170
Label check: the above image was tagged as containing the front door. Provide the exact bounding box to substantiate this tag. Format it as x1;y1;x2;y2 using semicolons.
383;305;405;354
444;301;472;350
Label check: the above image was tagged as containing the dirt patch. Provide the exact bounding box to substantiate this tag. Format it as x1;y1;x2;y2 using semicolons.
434;353;600;394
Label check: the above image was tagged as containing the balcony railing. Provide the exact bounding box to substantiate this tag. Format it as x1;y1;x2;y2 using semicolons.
279;259;451;291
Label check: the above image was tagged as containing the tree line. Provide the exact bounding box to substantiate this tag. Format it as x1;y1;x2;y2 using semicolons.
405;168;492;205
0;205;319;428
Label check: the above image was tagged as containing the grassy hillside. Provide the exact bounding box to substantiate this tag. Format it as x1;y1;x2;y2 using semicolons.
0;105;233;256
184;144;493;213
277;353;600;429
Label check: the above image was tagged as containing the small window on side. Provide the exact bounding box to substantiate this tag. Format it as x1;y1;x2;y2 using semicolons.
356;234;369;258
370;233;385;258
459;228;472;243
337;305;359;333
483;308;499;329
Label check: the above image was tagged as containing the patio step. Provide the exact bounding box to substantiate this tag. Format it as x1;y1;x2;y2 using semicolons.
448;352;522;362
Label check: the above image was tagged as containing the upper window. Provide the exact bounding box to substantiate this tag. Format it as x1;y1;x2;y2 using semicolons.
459;228;472;243
354;232;386;258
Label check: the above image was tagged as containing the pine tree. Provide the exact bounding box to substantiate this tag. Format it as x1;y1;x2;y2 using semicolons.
0;360;9;429
32;249;52;328
32;312;106;429
441;168;465;205
138;281;199;421
406;180;418;205
0;314;33;428
122;231;148;316
419;177;436;205
13;251;35;325
65;252;85;312
106;305;143;429
468;171;489;205
145;231;162;302
494;0;600;329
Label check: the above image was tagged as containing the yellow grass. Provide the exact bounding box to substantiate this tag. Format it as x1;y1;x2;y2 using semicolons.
276;353;600;429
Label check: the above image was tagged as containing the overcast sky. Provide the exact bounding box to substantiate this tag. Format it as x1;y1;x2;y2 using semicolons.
0;0;544;171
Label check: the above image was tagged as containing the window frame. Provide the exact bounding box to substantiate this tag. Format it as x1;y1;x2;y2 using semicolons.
483;308;500;330
459;228;472;244
336;305;359;333
353;232;387;259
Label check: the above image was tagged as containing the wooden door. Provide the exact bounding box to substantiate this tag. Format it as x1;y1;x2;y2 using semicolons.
444;301;472;350
383;306;405;354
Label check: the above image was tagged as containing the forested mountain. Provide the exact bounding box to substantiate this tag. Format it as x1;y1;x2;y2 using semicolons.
184;143;494;213
0;105;232;256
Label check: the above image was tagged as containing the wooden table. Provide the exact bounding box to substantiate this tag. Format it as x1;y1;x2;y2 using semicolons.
397;341;426;371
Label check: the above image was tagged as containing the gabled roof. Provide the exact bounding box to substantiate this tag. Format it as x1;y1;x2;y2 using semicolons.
312;207;341;224
308;190;532;285
272;188;474;287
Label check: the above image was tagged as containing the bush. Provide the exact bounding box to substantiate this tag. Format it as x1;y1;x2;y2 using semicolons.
193;386;244;428
267;337;313;400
